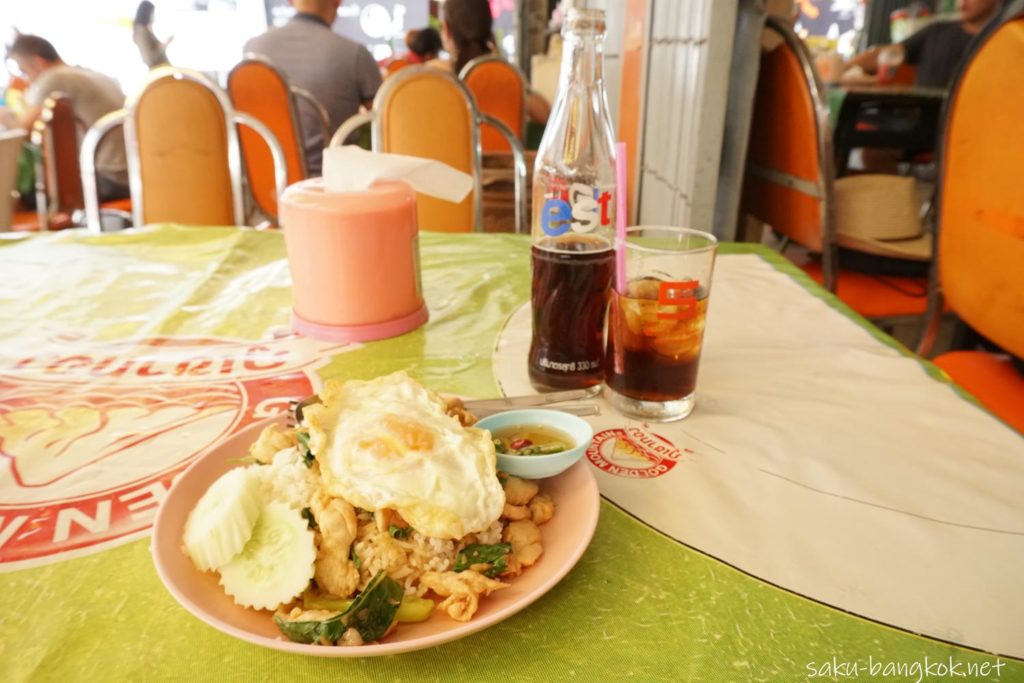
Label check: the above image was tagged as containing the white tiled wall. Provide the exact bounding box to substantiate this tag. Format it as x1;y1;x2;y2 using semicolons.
581;0;736;233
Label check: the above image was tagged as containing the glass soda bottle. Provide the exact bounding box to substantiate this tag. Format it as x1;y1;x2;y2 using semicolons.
528;8;617;392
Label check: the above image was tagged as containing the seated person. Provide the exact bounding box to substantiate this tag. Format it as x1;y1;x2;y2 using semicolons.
245;0;382;175
845;0;1001;88
0;34;130;201
405;28;442;64
429;0;550;125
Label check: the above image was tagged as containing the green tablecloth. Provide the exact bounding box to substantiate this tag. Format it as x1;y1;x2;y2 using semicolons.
0;226;1017;681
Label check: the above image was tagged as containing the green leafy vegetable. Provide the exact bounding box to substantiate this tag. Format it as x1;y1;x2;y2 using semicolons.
508;443;567;456
297;431;314;468
388;524;411;540
493;438;508;454
276;572;403;644
454;543;511;578
273;611;347;645
344;571;404;642
302;593;433;624
349;545;362;570
301;507;318;531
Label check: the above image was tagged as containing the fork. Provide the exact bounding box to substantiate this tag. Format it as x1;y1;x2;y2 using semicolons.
287;387;599;426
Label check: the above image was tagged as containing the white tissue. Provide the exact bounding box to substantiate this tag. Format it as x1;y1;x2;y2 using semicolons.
322;146;474;204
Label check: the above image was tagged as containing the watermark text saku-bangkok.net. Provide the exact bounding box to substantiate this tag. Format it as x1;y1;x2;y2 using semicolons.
805;656;1006;682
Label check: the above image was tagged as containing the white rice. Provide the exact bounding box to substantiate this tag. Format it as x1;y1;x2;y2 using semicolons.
249;447;320;511
474;520;504;546
353;518;457;596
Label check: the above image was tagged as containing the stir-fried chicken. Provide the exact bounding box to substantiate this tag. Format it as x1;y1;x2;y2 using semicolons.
248;423;298;464
311;495;360;598
502;476;539;506
420;570;508;621
504;519;543;567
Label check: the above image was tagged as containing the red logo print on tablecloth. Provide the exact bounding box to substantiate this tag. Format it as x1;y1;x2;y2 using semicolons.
0;333;340;570
586;427;684;479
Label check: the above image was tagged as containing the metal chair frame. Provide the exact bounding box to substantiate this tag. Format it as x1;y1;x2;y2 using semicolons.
81;66;286;232
749;17;844;292
458;54;529;144
290;85;332;154
230;55;311;180
330;66;528;234
29;94;132;231
30;93;80;231
917;0;1024;357
231;54;332;178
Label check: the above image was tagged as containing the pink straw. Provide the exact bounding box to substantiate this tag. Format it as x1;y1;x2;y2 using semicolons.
614;142;628;294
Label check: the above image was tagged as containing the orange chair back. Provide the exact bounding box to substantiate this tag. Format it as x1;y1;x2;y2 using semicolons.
376;67;478;232
386;58;410;77
741;27;828;253
461;57;525;153
228;59;306;220
938;10;1024;358
131;69;238;226
36;96;86;213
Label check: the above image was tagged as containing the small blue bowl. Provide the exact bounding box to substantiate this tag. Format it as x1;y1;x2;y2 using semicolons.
475;408;594;479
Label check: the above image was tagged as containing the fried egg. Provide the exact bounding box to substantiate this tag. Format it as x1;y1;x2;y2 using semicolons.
304;372;504;540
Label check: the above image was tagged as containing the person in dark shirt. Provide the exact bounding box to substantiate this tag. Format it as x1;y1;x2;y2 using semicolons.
847;0;1001;87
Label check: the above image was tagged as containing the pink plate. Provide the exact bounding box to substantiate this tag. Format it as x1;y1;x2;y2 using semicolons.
151;417;601;657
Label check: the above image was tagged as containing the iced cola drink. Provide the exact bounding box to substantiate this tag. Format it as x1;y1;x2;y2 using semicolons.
603;227;717;422
605;278;709;402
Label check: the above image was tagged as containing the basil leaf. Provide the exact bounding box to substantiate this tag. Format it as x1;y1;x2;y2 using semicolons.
297;431;314;467
388;524;411;539
342;571;403;642
454;543;511;577
349;545;362;570
273;611;346;645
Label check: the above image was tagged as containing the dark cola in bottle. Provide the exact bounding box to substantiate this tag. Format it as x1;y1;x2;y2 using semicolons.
528;8;617;392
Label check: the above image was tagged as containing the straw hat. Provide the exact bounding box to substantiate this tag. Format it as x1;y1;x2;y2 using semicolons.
834;174;932;261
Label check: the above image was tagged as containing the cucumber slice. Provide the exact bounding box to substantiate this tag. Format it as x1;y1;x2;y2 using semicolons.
218;502;316;610
183;467;261;572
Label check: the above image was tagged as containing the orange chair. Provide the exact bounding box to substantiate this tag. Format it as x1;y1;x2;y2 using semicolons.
331;66;527;233
386;58;411;77
81;67;286;231
228;57;330;222
740;17;930;324
24;94;131;231
918;2;1024;434
459;55;527;153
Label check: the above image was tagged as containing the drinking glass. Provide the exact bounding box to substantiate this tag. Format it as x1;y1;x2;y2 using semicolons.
604;227;718;421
